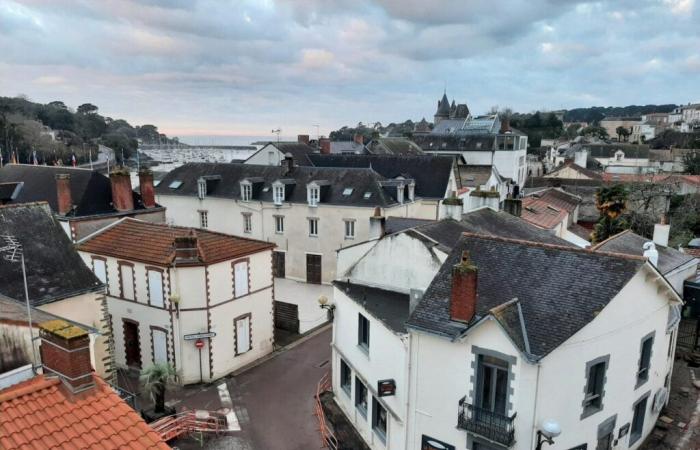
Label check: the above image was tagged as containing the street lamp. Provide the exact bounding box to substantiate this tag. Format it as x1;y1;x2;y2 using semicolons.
0;234;38;373
318;295;335;320
536;420;561;450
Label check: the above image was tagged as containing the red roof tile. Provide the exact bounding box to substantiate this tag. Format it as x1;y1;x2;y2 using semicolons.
77;218;274;266
521;196;569;230
0;375;170;450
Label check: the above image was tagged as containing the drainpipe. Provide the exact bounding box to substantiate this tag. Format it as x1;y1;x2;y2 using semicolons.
530;363;542;450
403;332;413;449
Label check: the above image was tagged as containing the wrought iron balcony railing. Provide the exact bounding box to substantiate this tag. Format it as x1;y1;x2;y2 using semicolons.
457;396;516;447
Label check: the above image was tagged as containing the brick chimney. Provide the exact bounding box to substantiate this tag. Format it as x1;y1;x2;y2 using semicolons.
319;138;331;155
298;134;310;145
39;320;94;392
139;170;156;208
500;117;511;134
503;198;522;217
55;174;72;215
369;206;386;240
450;251;478;323
353;133;364;145
110;169;134;212
174;234;199;262
281;153;295;175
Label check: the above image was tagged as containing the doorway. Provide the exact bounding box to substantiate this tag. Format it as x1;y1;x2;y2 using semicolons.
123;319;142;369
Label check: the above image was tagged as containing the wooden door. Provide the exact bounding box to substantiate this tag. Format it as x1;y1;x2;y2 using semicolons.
306;254;322;284
123;320;141;368
272;251;285;278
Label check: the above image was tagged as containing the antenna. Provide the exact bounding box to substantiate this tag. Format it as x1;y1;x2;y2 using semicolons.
271;128;281;144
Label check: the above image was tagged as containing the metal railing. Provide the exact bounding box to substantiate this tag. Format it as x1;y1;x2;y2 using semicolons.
457;397;516;447
314;372;338;450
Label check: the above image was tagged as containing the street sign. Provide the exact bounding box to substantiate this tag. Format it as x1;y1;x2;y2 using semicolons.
184;332;216;340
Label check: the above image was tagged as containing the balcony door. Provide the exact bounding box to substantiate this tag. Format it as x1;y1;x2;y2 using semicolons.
476;355;508;415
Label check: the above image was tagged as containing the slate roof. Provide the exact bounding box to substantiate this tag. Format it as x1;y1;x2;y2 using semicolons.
156;162;400;207
457;165;494;187
459;208;575;246
385;217;435;235
333;281;410;333
0;165;157;217
78;218;274;266
545;162;603;180
366;138;425;156
0;374;169;449
0;202;103;306
247;142;317;166
592;230;696;275
585;144;650;159
307;154;453;199
407;233;645;359
330;141;367;154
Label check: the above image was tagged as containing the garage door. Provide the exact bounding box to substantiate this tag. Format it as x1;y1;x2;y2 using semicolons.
274;301;299;333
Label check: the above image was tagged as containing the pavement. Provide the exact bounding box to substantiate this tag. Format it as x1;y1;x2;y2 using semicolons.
166;326;332;449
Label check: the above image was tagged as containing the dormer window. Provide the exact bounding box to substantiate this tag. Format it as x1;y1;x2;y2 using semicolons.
241;181;252;202
408;182;415;202
273;183;285;205
197;178;206;199
397;184;405;204
308;185;320;207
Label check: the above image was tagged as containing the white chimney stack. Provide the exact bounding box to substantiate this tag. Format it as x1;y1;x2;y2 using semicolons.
653;223;670;247
643;242;659;268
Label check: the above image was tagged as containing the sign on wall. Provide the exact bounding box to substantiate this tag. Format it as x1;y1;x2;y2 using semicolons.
184;332;216;340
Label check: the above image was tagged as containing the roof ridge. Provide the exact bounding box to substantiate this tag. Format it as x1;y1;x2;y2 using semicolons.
0;375;60;403
589;229;633;250
0;200;51;210
459;231;646;262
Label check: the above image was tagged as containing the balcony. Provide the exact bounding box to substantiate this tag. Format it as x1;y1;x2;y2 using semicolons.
457;397;516;447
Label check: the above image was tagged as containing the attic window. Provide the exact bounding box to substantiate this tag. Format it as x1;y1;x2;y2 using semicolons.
262;186;270;192
363;192;372;199
343;188;354;196
476;142;482;149
169;181;183;189
525;206;537;213
197;178;207;199
240;181;252;202
273;183;285;205
153;180;162;187
546;205;560;213
308;185;320;207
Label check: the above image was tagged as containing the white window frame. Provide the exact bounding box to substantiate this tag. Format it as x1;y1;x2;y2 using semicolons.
309;218;319;237
199;210;208;229
308;185;320;207
119;264;135;301
344;219;355;239
197;178;206;199
273;183;285;205
242;213;252;233
92;258;107;285
240;181;252;202
275;215;284;234
235;315;251;355
234;260;249;298
147;270;164;308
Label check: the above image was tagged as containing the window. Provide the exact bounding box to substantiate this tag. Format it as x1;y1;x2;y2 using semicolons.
308;218;319;237
147;270;164;308
397;185;404;204
308;186;320;206
242;213;252;233
268;150;275;165
583;359;607;417
151;328;168;364
199;210;208;228
272;251;285;278
342;187;354;196
235;315;251;355
363;192;372;199
637;333;654;387
344;219;355;239
275;215;284;234
629;393;649;445
168;180;183;189
476;354;509;416
355;377;368;417
197;178;206;199
92;258;107;284
372;397;387;442
358;313;370;351
119;264;135;300
273;184;285;205
408;183;415;202
234;260;249;298
340;359;351;396
241;182;252;201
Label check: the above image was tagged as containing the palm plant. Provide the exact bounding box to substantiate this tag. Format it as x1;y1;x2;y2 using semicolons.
140;363;176;413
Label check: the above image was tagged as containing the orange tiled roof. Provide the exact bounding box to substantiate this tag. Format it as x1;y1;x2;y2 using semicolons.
601;173;700;185
526;188;581;213
0;374;170;449
77;218;274;265
520;196;569;230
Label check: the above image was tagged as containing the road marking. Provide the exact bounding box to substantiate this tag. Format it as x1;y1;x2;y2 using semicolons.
218;382;241;431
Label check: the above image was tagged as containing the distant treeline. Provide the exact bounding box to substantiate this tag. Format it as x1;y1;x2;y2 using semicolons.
0;96;176;165
563;104;677;123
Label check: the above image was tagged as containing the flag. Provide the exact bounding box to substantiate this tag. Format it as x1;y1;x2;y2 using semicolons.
71;153;77;167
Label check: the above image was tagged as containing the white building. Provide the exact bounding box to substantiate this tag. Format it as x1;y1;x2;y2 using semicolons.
77;218;275;384
154;157;455;334
244;139;317;166
330;225;681;450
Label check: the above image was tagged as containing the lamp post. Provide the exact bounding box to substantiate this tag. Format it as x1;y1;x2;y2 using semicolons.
318;295;335;321
0;234;38;373
536;420;562;450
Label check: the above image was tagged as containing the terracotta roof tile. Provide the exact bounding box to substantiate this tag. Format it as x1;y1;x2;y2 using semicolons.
520;196;569;230
77;218;274;266
0;374;170;449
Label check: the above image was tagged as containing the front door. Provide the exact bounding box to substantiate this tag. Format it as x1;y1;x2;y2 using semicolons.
306;254;322;284
123;320;141;369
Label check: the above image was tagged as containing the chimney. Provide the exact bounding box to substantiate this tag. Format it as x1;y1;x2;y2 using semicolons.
174;234;199;261
503;198;522;217
353;133;364;145
409;289;423;315
653;223;670;247
281;153;295;175
369;206;386;240
319;138;331;155
443;193;463;220
139;170;156;208
298;134;310;145
450;251;478;323
500;117;511;134
110;169;134;212
39;320;94;393
55;174;72;215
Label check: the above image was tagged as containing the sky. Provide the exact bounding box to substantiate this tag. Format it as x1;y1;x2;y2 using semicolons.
1;0;699;138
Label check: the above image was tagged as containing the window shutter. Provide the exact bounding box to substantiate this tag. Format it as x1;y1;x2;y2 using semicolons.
236;317;251;354
93;259;107;284
120;265;135;300
148;271;164;307
234;262;249;297
152;329;168;364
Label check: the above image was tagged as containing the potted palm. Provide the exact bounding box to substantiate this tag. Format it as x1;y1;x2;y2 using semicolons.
140;363;176;421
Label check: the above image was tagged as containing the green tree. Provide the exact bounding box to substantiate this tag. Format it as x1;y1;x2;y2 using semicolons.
581;125;609;140
682;150;700;175
615;126;630;142
77;103;99;115
592;185;629;243
140;363;176;414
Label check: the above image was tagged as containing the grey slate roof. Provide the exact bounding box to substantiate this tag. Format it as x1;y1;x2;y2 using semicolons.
247;142;317;166
333;281;410;333
407;233;645;359
155;162;400;207
592;230;696;275
366;138;425;156
0;164;155;216
385;217;434;234
0;202;103;305
330;141;368;154
457;165;494;187
459;208;575;246
307;154;453;199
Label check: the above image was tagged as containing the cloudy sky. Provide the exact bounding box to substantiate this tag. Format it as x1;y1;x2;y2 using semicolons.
1;0;699;138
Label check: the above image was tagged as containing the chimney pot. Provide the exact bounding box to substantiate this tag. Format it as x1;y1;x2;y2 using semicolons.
139;171;156;208
298;134;310;145
55;174;72;215
110;169;134;212
38;320;94;392
450;251;478;323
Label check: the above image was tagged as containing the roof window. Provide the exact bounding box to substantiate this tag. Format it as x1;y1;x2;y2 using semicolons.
169;181;183;189
343;188;354;196
363;192;372;199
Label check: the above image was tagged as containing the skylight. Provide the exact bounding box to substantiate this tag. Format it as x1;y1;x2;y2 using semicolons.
363;192;372;199
169;181;183;189
342;188;354;196
153;180;162;187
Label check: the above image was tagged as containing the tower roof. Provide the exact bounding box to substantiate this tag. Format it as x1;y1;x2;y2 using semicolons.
435;92;451;117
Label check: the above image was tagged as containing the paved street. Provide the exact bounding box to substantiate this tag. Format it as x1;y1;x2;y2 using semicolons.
171;326;332;449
